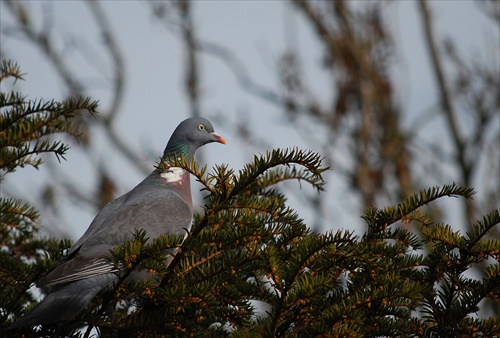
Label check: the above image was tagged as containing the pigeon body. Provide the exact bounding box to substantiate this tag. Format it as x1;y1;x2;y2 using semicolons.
8;117;225;329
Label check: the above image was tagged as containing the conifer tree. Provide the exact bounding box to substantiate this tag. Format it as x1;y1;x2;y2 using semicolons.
0;60;98;336
1;61;499;337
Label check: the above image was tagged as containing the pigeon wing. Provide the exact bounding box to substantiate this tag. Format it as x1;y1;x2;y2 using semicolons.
39;184;192;287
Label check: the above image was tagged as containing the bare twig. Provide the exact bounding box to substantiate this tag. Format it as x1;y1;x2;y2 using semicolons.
87;1;125;124
176;0;200;118
5;1;84;93
418;0;474;223
199;40;282;107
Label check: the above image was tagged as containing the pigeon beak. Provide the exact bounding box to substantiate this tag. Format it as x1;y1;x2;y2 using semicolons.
211;132;226;145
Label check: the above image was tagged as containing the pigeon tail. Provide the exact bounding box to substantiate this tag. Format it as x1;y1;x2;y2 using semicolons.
8;274;117;330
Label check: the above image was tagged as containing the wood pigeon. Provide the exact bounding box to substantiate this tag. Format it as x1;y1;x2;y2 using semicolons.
8;117;225;329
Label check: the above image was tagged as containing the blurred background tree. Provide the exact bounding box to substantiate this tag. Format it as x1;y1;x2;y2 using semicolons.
1;0;499;324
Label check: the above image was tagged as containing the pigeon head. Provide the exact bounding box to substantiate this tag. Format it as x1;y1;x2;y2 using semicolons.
163;117;226;159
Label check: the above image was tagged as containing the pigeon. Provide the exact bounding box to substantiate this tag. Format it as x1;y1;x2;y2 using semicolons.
8;117;225;329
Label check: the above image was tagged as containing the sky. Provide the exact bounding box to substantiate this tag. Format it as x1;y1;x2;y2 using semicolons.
1;1;498;241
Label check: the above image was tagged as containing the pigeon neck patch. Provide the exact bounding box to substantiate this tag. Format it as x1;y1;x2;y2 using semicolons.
164;142;189;159
160;167;186;183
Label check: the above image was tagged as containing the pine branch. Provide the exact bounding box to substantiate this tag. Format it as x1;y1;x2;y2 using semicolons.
158;148;329;288
0;59;24;83
418;208;500;335
0;69;99;175
0;197;39;231
232;148;328;197
362;183;475;235
465;209;500;253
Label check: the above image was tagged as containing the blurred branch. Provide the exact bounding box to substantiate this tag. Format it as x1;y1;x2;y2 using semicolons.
199;40;283;107
2;1;151;234
106;124;151;174
176;0;200;118
5;1;84;94
418;0;473;223
478;0;500;23
6;1;150;176
293;1;414;206
444;39;500;217
87;1;125;124
86;2;151;174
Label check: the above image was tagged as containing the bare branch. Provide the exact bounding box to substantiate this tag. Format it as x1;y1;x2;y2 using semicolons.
418;0;474;223
176;0;200;118
87;1;126;124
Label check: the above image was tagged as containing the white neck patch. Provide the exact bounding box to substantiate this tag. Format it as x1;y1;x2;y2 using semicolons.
160;167;185;183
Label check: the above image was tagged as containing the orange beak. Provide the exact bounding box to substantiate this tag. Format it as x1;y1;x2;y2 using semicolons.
211;132;226;145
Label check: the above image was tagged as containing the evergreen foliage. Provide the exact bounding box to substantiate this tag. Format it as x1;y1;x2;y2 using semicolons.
0;60;99;336
0;60;98;176
1;61;499;337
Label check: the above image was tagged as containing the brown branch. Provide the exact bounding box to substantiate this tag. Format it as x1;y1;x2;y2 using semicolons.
418;0;474;223
106;124;152;174
85;3;151;173
198;40;282;107
87;1;125;124
5;1;83;94
176;0;200;118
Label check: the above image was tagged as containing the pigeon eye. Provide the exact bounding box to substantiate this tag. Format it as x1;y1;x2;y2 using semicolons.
198;124;205;131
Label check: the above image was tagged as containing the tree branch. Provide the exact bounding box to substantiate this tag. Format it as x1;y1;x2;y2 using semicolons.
418;0;473;223
87;1;126;124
